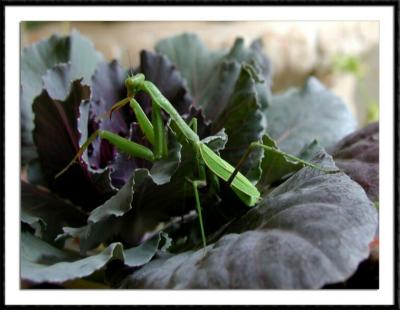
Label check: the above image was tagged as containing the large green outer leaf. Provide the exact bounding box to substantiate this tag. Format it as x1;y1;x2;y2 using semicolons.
21;231;166;284
121;150;377;289
217;65;267;183
21;30;102;163
155;33;224;117
267;77;357;155
155;33;271;123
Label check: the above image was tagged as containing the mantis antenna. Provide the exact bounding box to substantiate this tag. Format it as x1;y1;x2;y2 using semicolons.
94;51;134;122
127;50;134;77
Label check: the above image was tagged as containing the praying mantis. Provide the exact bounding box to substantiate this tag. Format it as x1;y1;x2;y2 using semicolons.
56;73;338;251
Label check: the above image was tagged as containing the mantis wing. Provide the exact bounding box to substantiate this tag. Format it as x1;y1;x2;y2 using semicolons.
199;143;260;206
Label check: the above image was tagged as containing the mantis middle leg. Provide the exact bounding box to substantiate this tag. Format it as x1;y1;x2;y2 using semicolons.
56;97;165;178
185;117;209;253
55;129;155;178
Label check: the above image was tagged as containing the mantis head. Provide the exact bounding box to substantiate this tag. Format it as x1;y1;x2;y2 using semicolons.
106;73;146;120
125;73;145;97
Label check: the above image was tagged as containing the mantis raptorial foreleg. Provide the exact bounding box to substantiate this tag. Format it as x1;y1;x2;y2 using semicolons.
129;98;154;145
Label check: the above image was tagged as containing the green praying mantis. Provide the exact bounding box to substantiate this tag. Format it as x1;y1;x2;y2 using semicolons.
56;73;338;251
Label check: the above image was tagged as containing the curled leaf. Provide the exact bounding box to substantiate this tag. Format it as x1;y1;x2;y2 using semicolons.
21;231;168;284
21;30;102;163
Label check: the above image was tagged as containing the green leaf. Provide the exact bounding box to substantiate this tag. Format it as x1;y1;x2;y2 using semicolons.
216;64;267;183
155;33;271;123
267;77;357;155
121;149;377;289
155;33;224;117
298;140;321;161
225;38;271;112
21;30;103;164
258;134;303;189
21;181;87;245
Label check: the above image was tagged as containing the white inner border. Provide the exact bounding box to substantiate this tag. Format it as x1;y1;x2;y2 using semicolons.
5;5;395;306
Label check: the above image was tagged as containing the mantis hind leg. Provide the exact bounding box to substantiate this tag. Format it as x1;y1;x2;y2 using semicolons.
226;142;341;186
186;178;207;256
55;129;155;179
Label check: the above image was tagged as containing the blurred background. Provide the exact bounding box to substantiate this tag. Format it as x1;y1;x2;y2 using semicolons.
21;21;379;127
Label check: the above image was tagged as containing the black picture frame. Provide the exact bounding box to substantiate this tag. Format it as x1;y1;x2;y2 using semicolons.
2;0;398;308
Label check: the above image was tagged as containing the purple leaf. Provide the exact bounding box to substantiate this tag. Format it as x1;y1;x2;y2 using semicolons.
110;123;151;189
329;122;379;201
122;150;377;289
21;180;87;244
33;79;115;210
85;60;130;170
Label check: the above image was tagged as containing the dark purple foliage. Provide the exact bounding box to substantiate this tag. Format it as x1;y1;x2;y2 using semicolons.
32;80;115;210
329;122;379;201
